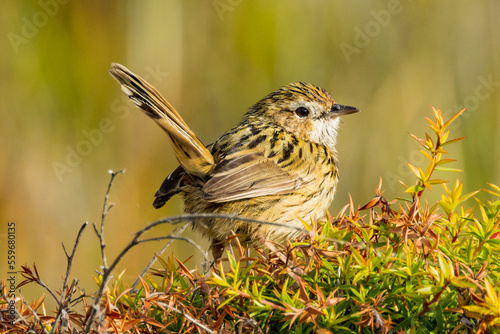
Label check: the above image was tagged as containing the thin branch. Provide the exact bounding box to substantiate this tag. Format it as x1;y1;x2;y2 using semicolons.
130;222;190;290
25;272;60;306
61;223;87;297
50;222;87;334
94;169;125;271
137;235;207;258
139;213;311;236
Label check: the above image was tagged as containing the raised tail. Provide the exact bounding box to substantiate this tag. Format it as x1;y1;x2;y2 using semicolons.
109;63;214;175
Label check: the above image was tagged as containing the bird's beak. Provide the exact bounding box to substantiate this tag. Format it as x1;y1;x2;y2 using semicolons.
330;104;359;116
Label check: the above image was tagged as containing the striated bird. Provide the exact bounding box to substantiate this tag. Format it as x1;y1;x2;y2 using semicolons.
109;63;359;259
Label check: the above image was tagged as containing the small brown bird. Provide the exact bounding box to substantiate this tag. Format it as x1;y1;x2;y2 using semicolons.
109;63;358;259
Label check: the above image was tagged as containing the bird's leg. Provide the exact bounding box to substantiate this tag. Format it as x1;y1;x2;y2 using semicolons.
209;240;225;268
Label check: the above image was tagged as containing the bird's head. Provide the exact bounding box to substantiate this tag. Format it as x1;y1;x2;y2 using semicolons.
244;82;359;150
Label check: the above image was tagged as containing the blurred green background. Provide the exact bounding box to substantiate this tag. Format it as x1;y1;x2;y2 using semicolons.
1;1;499;306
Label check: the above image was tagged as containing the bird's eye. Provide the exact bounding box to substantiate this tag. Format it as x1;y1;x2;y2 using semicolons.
295;107;309;118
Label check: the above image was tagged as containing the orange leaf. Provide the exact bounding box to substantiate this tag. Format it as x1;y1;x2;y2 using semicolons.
138;276;150;298
123;319;142;332
443;108;466;129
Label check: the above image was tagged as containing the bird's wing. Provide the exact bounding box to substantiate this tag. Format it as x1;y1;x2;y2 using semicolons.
153;165;185;208
153;143;216;208
202;152;311;203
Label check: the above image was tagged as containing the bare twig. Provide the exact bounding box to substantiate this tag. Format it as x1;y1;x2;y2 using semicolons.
4;221;87;333
49;222;87;334
130;222;190;290
20;267;60;305
140;213;311;235
137;235;207;257
60;223;87;298
93;169;125;272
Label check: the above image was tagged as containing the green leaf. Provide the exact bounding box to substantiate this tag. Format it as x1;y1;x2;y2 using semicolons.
429;179;448;185
463;305;492;315
438;253;453;279
211;270;229;287
405;184;425;193
459;190;480;203
350;247;366;267
434;167;463;172
352;271;368;284
450;278;476;289
484;279;499;305
227;250;237;269
435;158;456;166
416;285;441;294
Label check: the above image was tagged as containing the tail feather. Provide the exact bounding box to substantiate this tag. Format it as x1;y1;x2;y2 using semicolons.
109;63;214;175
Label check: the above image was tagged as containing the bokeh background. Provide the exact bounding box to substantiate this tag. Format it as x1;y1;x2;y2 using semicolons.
1;1;499;306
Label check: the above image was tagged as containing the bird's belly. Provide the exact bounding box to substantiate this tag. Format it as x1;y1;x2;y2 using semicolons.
262;181;337;242
182;172;337;245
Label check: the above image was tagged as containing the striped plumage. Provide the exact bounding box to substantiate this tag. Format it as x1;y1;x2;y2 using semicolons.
110;63;358;259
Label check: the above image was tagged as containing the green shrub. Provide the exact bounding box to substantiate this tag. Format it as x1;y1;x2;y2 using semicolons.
2;108;500;333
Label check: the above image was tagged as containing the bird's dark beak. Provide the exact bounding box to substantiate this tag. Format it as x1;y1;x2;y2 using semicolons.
330;104;359;116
